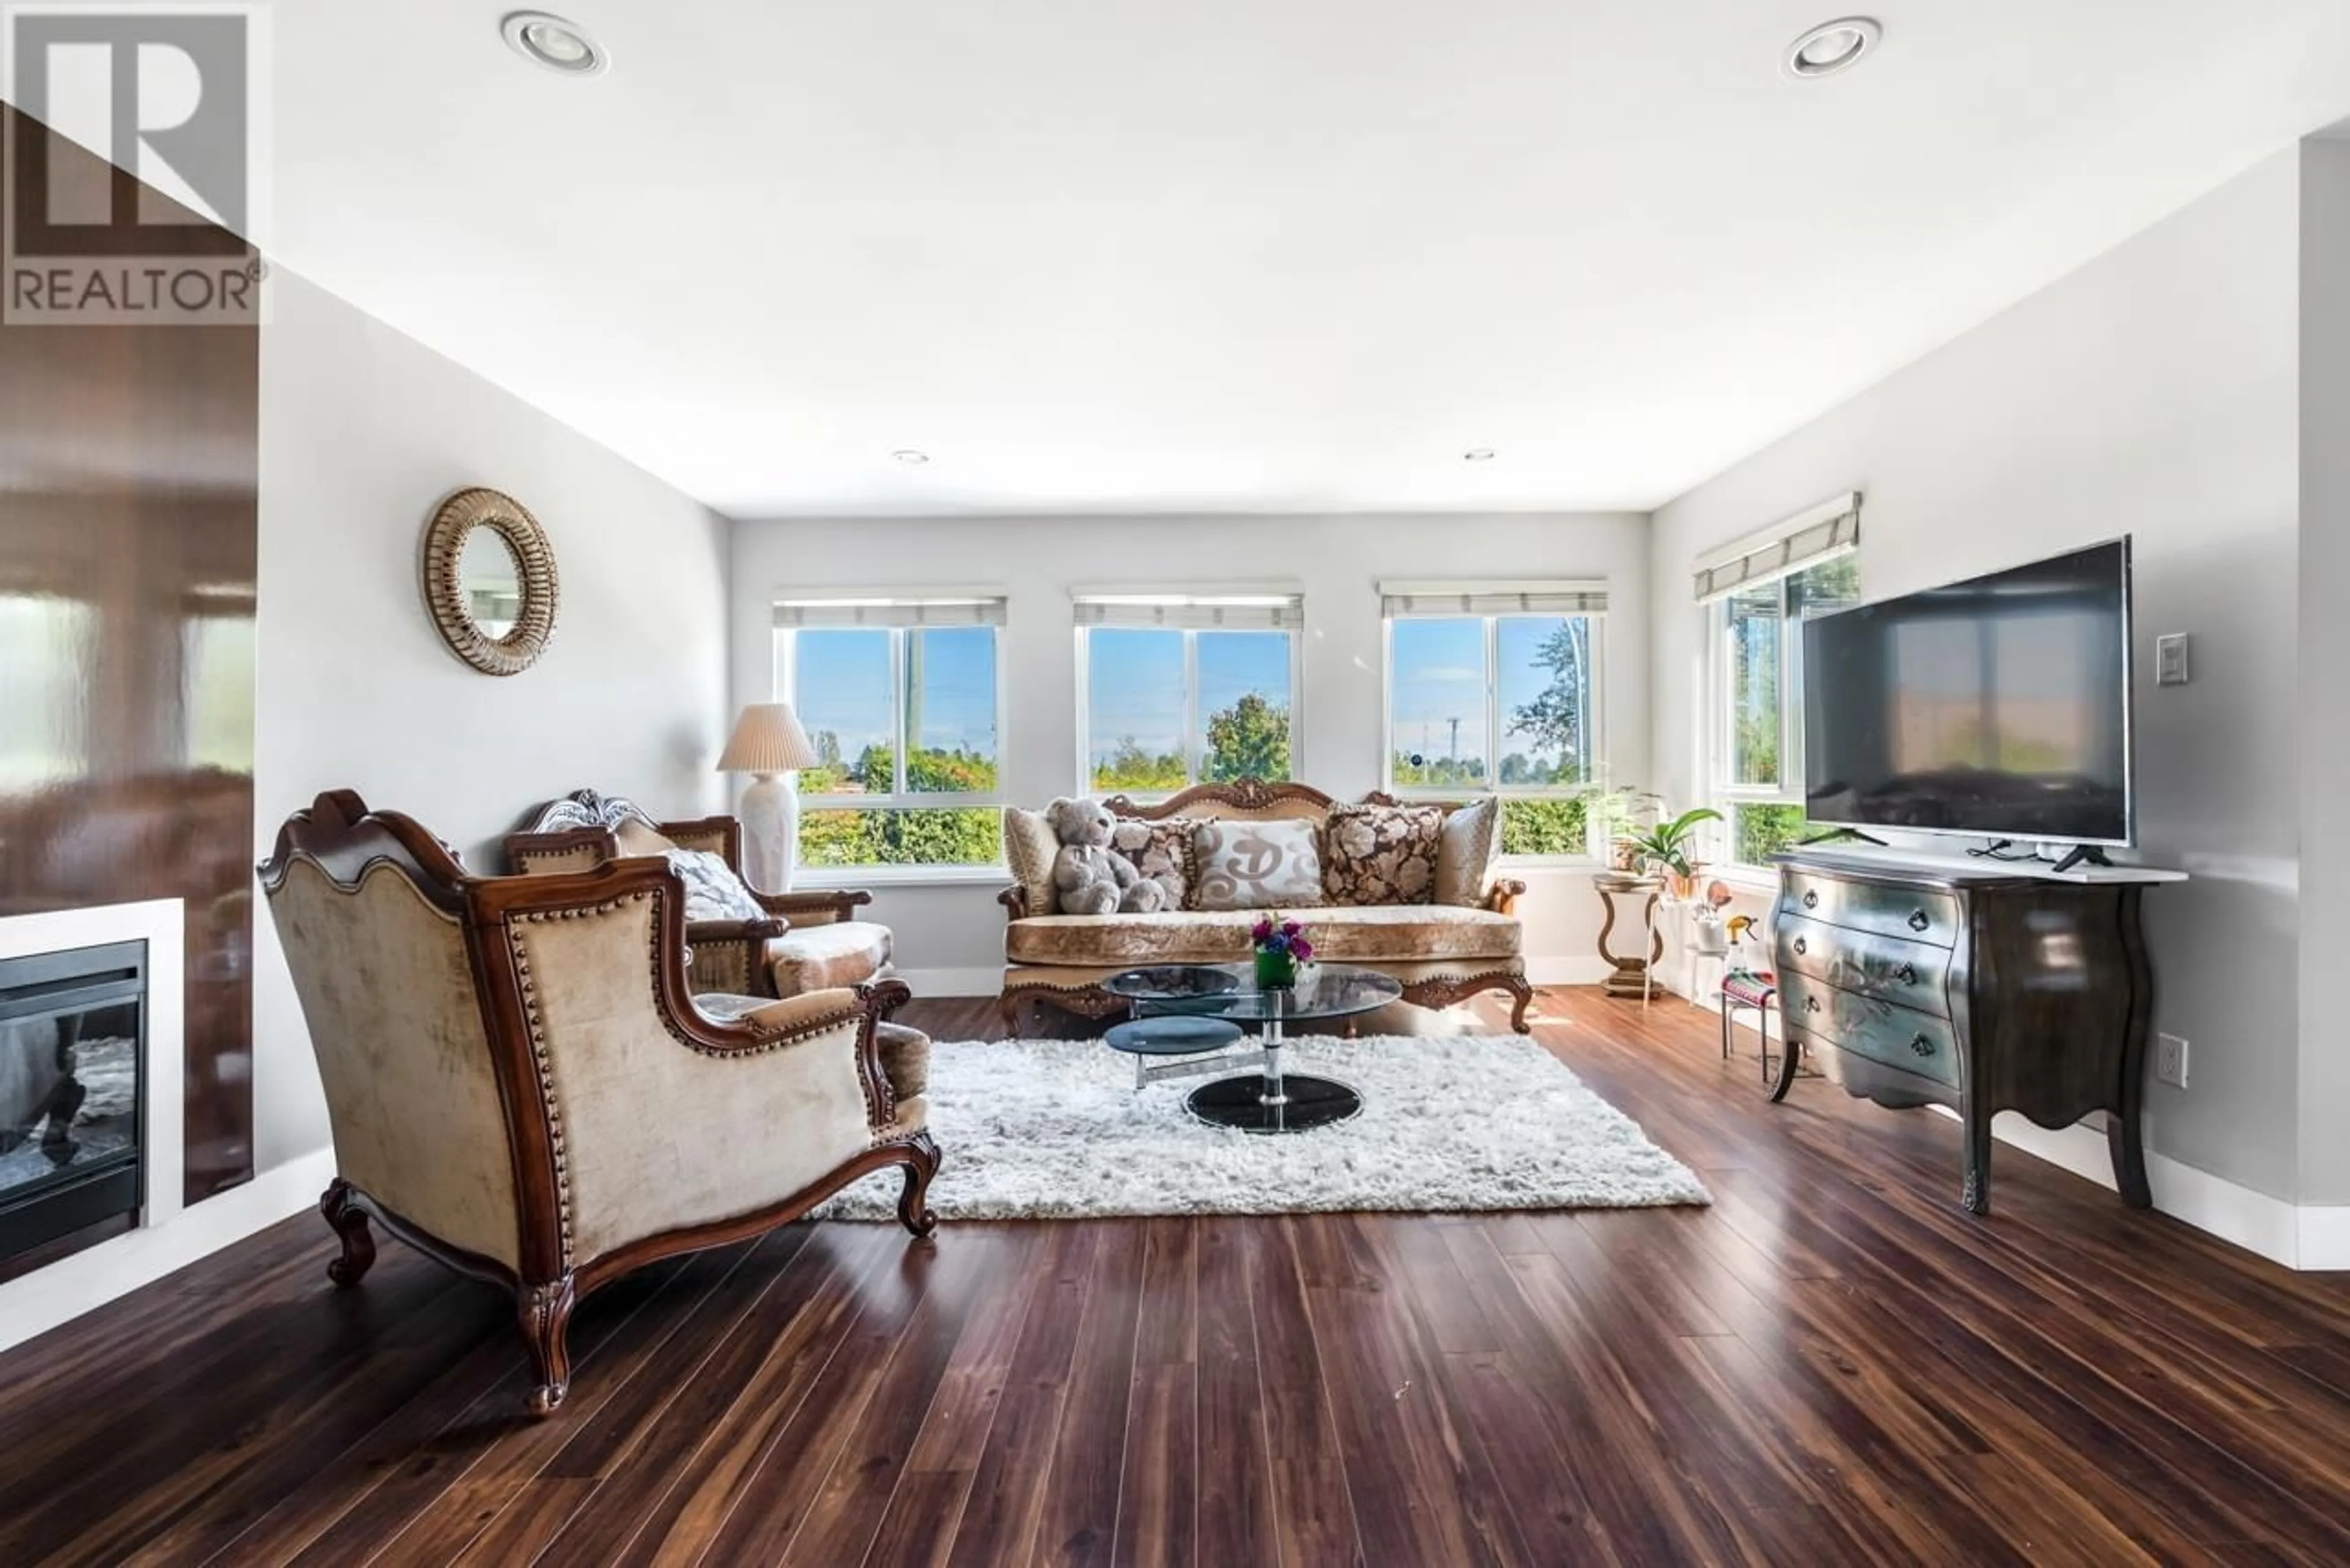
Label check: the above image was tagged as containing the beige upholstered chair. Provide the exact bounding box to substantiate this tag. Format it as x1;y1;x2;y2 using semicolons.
261;790;938;1416
505;789;895;1001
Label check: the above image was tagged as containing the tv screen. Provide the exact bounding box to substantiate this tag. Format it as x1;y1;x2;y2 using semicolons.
1802;539;2133;845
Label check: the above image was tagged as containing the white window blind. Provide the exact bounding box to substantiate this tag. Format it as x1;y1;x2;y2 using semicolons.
1692;492;1861;604
1071;588;1304;631
1379;580;1610;617
772;590;1007;629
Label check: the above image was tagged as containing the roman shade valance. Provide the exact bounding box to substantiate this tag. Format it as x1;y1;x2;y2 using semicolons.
1691;492;1862;603
770;591;1007;629
1070;588;1304;631
1378;581;1610;617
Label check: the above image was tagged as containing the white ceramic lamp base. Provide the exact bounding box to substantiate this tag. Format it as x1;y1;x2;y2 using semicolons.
737;771;800;894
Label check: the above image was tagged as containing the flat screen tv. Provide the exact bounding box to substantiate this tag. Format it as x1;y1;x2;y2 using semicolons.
1801;539;2133;846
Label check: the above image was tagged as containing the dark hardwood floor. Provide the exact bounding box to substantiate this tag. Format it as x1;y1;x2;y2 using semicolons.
4;987;2349;1566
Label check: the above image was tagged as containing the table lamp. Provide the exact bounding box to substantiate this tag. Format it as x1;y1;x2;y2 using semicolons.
717;702;819;892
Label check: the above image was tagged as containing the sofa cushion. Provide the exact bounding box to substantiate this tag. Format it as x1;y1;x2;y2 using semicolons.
1004;905;1520;967
1109;816;1195;908
1191;819;1324;910
613;817;679;857
765;920;893;996
1435;797;1499;906
1003;805;1059;915
1322;802;1442;905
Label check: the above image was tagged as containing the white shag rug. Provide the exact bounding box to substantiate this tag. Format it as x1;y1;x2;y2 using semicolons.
815;1032;1710;1220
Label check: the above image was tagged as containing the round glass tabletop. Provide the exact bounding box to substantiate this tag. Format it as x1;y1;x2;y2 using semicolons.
1104;962;1403;1024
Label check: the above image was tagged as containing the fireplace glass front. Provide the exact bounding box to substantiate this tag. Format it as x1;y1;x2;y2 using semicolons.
0;941;145;1266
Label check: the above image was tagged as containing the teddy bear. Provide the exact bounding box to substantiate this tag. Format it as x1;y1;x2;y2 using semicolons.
1046;796;1168;915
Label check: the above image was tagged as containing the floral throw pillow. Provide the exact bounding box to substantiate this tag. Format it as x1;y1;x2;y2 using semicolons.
663;848;769;923
1109;817;1195;909
1322;802;1445;905
1191;819;1325;911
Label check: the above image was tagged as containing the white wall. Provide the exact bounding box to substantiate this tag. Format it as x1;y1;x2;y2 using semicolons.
729;512;1649;984
250;271;735;1170
1651;150;2305;1201
2300;137;2350;1206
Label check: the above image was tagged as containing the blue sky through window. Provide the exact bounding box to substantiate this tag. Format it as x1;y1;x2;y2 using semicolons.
1390;618;1488;772
793;626;1000;764
1087;629;1291;764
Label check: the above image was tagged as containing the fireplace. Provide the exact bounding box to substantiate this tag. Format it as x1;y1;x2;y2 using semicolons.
0;942;146;1269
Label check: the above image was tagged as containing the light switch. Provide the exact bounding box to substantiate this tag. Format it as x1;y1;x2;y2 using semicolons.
2155;633;2191;687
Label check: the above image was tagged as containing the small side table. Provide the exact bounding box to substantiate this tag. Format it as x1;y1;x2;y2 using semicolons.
1592;873;1664;999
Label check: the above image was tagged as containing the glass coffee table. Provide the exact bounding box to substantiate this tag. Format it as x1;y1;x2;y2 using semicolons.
1103;963;1404;1133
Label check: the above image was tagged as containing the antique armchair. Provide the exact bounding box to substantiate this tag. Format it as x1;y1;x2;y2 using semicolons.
504;789;893;1001
260;790;938;1416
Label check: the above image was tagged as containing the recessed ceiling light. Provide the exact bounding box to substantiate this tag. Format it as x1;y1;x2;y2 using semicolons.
501;12;608;77
1463;448;1497;462
892;449;930;465
1783;17;1881;79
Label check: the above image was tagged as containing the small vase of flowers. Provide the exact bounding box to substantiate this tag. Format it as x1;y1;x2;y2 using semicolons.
1251;917;1312;989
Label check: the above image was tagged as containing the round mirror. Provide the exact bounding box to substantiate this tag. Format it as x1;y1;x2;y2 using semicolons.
420;487;559;675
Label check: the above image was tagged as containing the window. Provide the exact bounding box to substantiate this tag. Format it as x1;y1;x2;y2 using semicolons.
1075;591;1301;794
1699;496;1862;870
772;594;1007;872
1381;581;1608;857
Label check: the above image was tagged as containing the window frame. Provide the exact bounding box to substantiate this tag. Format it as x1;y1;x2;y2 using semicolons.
1706;559;1852;879
1379;607;1609;864
771;618;1009;879
1073;623;1304;798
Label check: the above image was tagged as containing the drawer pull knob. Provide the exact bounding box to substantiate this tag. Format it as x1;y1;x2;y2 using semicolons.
1908;909;1931;932
1803;890;1820;910
1804;996;1821;1014
1792;936;1808;955
1897;963;1917;985
1910;1034;1934;1057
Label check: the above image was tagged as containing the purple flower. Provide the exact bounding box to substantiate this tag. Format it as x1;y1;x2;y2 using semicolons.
1292;938;1314;961
1251;918;1275;944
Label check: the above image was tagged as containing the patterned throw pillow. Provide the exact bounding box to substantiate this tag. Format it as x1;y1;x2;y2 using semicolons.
1109;817;1194;909
1433;797;1499;906
662;848;769;923
1322;802;1444;905
1190;819;1325;911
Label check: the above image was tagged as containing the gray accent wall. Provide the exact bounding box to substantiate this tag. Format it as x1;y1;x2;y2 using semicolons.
1651;149;2307;1202
728;512;1651;982
2300;137;2350;1205
250;271;736;1171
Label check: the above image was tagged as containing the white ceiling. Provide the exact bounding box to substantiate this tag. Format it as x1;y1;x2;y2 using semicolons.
259;1;2350;517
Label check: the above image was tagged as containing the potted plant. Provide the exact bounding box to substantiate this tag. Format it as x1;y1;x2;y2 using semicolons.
1623;807;1723;899
1594;787;1665;874
1250;917;1313;989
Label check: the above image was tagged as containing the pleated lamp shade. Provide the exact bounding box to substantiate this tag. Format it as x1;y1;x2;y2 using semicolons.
716;703;819;774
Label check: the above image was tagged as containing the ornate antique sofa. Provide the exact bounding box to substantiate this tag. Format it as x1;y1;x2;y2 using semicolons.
997;780;1531;1032
505;789;893;1001
261;790;937;1416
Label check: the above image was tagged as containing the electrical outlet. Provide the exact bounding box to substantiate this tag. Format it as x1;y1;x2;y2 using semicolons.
2155;1032;2190;1089
2156;633;2191;686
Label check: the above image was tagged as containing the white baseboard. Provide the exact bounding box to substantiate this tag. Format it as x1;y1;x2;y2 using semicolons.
0;1146;338;1354
897;966;1004;999
1656;984;2347;1273
1922;1108;2350;1269
1526;956;1611;987
2294;1204;2350;1270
